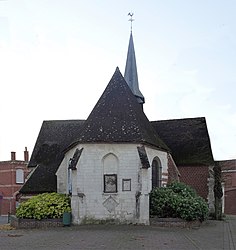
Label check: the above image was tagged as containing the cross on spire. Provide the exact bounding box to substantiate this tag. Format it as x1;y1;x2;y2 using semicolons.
128;12;134;32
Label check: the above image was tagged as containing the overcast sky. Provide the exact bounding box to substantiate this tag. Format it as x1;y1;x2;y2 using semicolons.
0;0;235;161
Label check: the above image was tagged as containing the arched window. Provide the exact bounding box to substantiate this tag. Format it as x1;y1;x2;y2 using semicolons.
16;169;24;184
152;157;162;189
103;153;118;193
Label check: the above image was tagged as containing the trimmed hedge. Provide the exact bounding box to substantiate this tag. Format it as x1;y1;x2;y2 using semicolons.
16;193;71;220
150;182;209;222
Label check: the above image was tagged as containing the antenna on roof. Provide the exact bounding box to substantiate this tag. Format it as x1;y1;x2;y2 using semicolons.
128;12;134;32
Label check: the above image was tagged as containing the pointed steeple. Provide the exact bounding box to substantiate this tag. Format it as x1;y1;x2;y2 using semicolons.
124;32;145;104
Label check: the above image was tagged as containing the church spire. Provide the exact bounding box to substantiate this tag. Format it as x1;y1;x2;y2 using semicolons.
124;13;145;105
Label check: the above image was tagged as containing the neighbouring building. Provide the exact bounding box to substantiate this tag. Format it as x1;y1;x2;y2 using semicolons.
151;118;216;212
20;30;217;224
0;148;30;215
217;159;236;215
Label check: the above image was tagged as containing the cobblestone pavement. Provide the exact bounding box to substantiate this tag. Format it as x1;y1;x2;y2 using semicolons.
0;216;235;250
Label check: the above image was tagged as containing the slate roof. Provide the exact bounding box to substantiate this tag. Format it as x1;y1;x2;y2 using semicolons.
124;32;145;104
20;120;85;193
20;72;215;194
151;117;214;166
72;67;168;150
20;68;168;194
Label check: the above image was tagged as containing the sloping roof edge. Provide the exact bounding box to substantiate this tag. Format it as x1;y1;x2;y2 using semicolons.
151;117;214;166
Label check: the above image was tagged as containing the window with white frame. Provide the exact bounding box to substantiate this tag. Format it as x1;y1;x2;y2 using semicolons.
16;169;24;184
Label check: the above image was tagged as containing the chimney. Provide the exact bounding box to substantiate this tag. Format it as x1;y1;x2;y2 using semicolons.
24;147;29;162
11;152;16;161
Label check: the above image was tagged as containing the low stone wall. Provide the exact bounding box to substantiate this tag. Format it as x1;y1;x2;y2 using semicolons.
10;216;63;229
10;215;203;229
150;217;204;228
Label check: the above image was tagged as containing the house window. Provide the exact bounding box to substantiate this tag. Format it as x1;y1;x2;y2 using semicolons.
16;169;24;184
104;174;117;193
152;157;162;189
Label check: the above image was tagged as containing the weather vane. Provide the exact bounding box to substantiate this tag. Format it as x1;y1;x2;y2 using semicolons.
128;12;134;32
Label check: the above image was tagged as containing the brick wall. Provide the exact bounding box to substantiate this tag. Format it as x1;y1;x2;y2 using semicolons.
218;160;236;215
167;154;180;184
177;165;209;200
10;216;63;229
150;217;203;228
0;150;30;215
224;189;236;215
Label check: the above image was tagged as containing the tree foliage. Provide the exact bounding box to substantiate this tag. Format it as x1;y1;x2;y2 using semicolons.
16;193;71;220
150;182;209;221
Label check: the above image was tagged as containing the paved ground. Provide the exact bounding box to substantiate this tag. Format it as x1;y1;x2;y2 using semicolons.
0;216;235;250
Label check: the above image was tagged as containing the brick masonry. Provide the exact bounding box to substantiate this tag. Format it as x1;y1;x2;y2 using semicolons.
10;215;202;229
218;159;236;215
10;215;63;229
150;217;204;228
0;149;30;215
167;154;180;183
177;165;209;200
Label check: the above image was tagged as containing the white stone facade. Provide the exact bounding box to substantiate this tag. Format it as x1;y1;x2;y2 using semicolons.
56;143;168;225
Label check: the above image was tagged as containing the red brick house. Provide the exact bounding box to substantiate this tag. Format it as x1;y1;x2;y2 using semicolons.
217;160;236;215
0;148;30;215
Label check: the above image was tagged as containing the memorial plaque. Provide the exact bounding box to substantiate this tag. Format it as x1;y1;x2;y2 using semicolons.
122;179;131;191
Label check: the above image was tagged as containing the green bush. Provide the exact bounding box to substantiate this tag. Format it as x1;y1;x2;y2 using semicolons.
150;182;209;221
167;181;197;198
16;192;71;220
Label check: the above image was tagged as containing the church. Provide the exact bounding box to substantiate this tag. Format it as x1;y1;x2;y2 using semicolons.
20;30;215;225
